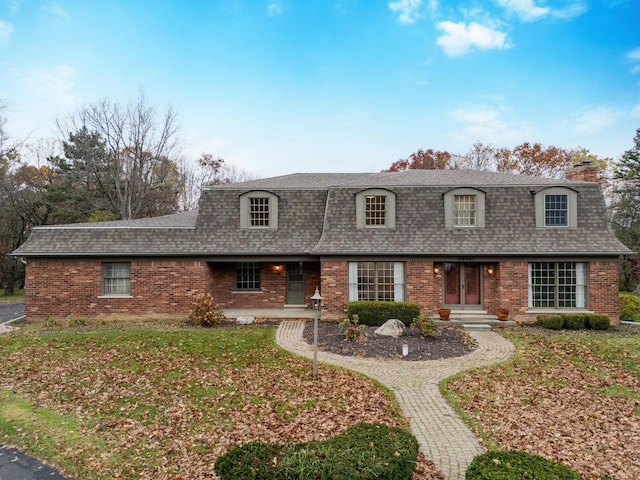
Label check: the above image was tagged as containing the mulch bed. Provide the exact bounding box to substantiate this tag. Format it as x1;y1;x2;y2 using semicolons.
303;321;477;361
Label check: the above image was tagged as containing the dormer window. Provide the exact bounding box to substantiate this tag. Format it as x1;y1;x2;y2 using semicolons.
545;194;568;226
454;195;476;226
365;195;386;226
444;188;485;228
534;187;576;228
250;197;270;227
240;191;279;229
356;189;396;229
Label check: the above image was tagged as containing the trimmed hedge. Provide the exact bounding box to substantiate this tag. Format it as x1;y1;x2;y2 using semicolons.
214;423;419;480
466;450;581;480
346;301;420;327
619;293;640;321
536;313;609;331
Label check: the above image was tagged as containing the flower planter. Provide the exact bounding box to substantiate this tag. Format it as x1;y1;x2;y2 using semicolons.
438;308;451;321
496;308;509;321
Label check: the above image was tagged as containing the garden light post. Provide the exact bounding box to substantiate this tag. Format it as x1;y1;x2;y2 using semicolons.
311;287;322;377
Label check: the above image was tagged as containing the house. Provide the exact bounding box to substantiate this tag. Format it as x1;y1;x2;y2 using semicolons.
11;166;630;324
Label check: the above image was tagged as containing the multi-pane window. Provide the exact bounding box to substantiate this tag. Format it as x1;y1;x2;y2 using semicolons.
365;195;386;226
348;262;405;302
528;262;586;308
454;195;476;226
545;194;568;226
102;262;130;295
236;262;261;290
249;197;270;227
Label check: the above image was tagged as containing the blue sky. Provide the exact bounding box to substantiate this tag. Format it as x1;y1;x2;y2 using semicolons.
1;0;639;177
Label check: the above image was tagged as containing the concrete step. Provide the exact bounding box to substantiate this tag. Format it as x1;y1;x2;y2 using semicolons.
462;323;493;331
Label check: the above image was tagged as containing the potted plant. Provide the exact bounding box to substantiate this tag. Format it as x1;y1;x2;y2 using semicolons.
437;308;451;321
496;308;509;321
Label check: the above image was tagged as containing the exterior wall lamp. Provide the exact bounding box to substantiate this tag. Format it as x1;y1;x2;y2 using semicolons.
311;287;323;377
273;264;282;273
433;264;440;275
487;264;495;275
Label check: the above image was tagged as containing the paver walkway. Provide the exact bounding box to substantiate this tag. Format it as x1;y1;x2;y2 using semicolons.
276;320;515;480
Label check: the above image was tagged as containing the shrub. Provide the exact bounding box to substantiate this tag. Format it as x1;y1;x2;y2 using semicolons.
584;314;610;330
562;314;585;330
214;423;419;480
466;450;581;480
67;316;88;327
411;317;435;338
42;317;61;327
619;293;640;322
536;315;564;330
347;301;420;327
338;314;364;341
188;293;225;327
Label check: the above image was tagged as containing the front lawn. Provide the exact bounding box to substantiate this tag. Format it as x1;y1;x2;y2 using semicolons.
0;288;24;301
444;325;640;480
0;321;405;479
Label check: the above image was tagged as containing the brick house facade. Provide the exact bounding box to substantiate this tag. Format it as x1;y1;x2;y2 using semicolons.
13;168;629;323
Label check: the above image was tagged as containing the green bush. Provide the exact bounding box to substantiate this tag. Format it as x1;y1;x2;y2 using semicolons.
346;301;420;327
214;423;419;480
562;314;585;330
338;314;364;341
466;450;581;480
584;314;610;330
536;313;610;331
411;317;436;338
536;315;564;330
619;293;640;322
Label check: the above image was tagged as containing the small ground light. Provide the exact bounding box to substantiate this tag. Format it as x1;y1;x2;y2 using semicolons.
402;344;409;356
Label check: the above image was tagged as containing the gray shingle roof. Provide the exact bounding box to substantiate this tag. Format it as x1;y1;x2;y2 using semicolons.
12;170;631;258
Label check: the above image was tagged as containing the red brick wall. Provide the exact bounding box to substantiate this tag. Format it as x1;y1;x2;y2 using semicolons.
588;261;620;324
25;259;209;321
319;260;348;319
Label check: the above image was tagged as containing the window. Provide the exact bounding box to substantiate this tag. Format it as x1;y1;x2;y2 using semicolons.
533;187;577;228
356;189;396;229
545;194;568;226
454;195;476;226
348;262;405;302
528;262;586;309
365;195;386;226
240;191;279;229
102;262;130;296
444;188;485;228
236;262;261;290
249;197;270;227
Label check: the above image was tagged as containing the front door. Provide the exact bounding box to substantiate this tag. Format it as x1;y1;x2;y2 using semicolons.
443;263;481;307
286;263;305;305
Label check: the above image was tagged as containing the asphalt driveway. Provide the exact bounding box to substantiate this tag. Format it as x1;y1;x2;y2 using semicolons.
0;301;24;324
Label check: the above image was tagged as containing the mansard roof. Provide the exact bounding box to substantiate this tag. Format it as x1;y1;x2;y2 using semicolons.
12;170;631;258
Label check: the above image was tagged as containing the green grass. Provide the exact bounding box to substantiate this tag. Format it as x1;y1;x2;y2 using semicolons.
0;288;24;301
0;322;404;479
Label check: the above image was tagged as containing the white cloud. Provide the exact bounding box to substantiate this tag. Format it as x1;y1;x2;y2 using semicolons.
267;2;284;17
573;107;619;134
449;104;520;144
389;0;422;24
436;21;508;57
551;1;587;19
0;19;13;46
495;0;549;21
628;48;640;61
44;2;70;18
23;64;79;102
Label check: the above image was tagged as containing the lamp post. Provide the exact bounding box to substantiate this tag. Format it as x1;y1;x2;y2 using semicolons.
311;287;322;377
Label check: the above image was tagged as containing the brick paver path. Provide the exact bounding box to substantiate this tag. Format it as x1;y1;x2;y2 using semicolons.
275;320;515;480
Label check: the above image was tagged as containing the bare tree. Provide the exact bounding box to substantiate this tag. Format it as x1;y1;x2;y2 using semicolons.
57;92;184;220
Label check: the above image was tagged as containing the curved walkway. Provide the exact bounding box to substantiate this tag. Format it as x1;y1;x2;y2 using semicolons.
276;321;515;480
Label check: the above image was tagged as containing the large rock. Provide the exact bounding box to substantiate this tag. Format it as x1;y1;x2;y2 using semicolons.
236;316;255;325
374;319;405;337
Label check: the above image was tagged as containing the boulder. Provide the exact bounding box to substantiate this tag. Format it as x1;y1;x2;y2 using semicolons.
236;316;255;325
374;319;405;337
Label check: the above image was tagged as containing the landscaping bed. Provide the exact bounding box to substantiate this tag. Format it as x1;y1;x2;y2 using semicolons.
303;321;477;361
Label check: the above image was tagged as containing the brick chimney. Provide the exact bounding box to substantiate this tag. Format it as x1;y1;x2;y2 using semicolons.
565;160;600;182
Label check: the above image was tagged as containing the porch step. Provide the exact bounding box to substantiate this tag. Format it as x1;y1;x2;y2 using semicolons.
462;323;493;331
430;310;516;327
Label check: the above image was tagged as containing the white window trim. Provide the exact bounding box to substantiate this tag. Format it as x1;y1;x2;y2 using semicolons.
527;262;587;309
533;187;577;228
240;191;279;229
444;188;485;229
347;261;405;302
355;189;396;229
